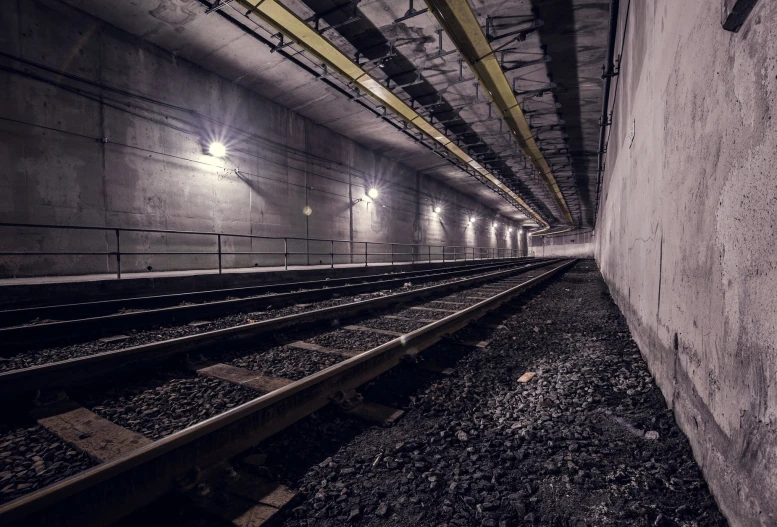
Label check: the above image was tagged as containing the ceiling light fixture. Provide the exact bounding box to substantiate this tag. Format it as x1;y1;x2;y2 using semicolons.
367;188;379;199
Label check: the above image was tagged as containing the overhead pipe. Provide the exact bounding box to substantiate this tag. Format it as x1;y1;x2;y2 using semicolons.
595;0;620;226
233;0;550;230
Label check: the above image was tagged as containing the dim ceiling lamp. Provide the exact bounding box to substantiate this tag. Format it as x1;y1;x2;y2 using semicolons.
492;222;497;228
434;206;442;214
209;141;226;158
508;228;513;233
367;188;379;199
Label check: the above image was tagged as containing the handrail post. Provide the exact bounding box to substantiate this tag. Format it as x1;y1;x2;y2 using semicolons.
390;243;394;268
331;240;334;269
217;234;222;274
411;244;415;266
365;242;368;267
284;238;288;270
115;229;121;279
442;246;445;263
428;245;431;263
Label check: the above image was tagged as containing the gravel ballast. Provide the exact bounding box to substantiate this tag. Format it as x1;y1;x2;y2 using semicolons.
245;260;726;526
0;423;96;506
306;330;396;352
228;346;345;381
82;372;258;441
359;317;427;334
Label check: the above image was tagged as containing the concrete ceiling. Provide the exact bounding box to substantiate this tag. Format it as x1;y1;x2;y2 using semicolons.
62;0;610;230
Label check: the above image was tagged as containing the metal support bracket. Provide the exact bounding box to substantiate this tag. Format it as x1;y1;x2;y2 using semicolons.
270;33;295;53
513;81;560;98
486;16;544;43
394;0;429;23
355;41;396;68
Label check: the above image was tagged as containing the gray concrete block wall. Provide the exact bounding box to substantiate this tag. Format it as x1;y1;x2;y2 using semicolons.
595;1;776;525
0;0;526;278
529;232;594;258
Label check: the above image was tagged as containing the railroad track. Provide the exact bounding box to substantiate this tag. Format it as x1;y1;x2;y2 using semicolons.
0;259;559;396
0;259;575;527
0;258;541;350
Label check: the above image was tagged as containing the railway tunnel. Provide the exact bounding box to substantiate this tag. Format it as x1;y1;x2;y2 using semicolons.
0;0;773;525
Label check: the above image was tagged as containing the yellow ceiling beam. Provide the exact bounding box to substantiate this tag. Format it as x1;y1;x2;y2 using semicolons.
234;0;548;229
422;0;574;231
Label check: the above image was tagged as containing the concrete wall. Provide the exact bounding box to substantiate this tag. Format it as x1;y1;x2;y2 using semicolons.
595;1;776;525
0;0;526;278
529;232;594;258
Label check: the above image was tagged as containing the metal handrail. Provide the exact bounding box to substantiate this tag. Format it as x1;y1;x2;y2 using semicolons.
0;222;525;278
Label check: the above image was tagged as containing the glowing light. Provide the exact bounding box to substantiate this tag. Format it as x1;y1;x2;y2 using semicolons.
434;206;441;214
209;142;226;158
468;217;475;223
367;188;379;199
303;205;312;216
508;228;513;233
492;222;497;228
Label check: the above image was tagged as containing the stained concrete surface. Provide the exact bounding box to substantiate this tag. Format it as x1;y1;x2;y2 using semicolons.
0;0;526;278
47;0;535;224
590;1;776;525
530;232;595;258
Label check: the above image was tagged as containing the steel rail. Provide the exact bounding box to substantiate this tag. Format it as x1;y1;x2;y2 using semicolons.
422;0;572;233
232;0;548;228
0;260;539;349
0;258;530;326
0;259;561;399
0;259;576;527
0;258;535;329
